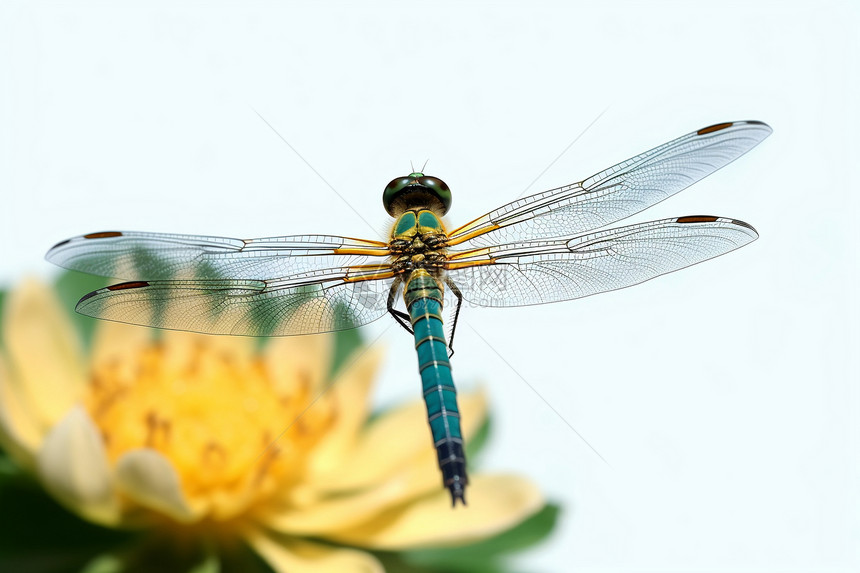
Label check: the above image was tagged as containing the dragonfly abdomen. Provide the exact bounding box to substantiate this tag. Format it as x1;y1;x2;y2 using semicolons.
404;269;467;506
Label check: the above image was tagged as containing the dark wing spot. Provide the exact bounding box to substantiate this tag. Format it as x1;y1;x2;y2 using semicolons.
107;281;150;291
676;216;719;224
51;239;71;249
78;290;100;304
84;231;123;239
697;122;734;135
730;219;758;233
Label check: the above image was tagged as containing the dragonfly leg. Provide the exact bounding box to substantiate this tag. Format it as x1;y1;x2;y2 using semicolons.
445;277;464;359
387;279;413;335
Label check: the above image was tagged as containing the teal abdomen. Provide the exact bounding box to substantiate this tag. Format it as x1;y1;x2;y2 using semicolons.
404;269;467;505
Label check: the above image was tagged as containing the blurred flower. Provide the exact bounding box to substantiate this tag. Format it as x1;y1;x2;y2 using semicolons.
0;278;544;572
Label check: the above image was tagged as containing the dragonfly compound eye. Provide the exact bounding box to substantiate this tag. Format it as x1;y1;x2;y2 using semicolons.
417;176;452;215
383;176;417;216
382;174;452;216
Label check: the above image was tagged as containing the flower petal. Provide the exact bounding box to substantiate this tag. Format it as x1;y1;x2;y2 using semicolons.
204;330;256;363
246;527;383;573
311;390;487;493
114;449;200;523
263;334;333;396
90;320;152;375
159;330;204;378
36;405;120;525
3;279;87;427
0;352;42;467
156;329;257;380
328;474;543;550
262;391;488;537
303;346;384;480
261;454;440;536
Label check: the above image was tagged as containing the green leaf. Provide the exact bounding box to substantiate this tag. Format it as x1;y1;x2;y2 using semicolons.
328;326;363;379
187;553;220;573
106;535;275;573
0;286;7;335
0;452;21;481
87;538;211;573
80;555;125;573
54;270;110;349
372;552;469;573
374;551;508;573
464;502;560;556
0;473;135;573
0;481;274;573
465;414;491;462
218;541;276;573
382;503;561;573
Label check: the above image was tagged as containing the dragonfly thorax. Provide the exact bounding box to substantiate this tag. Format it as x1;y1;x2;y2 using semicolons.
390;209;447;241
389;208;448;275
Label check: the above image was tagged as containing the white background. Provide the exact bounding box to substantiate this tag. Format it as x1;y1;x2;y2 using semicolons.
2;2;858;571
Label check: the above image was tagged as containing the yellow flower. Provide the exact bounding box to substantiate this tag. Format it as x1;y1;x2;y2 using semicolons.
0;278;544;572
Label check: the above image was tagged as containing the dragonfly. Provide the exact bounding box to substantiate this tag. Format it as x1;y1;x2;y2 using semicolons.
47;120;771;506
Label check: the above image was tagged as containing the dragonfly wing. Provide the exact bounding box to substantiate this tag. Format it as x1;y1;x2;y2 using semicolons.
445;216;757;307
46;231;390;281
447;121;771;249
74;266;395;336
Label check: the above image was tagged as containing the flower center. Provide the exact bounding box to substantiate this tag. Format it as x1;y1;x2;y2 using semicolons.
84;335;334;513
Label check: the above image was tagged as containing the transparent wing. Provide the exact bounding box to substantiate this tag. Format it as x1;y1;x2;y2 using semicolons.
447;121;771;249
46;231;390;281
445;216;757;307
75;266;395;336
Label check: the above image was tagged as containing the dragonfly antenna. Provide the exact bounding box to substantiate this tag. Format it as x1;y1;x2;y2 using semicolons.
421;158;430;173
410;160;416;172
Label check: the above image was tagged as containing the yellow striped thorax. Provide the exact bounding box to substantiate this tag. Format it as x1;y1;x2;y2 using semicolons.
391;209;447;241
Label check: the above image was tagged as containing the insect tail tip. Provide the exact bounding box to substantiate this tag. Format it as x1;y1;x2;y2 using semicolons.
449;484;467;507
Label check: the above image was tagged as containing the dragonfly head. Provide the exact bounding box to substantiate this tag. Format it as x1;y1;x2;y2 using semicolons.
383;172;452;217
